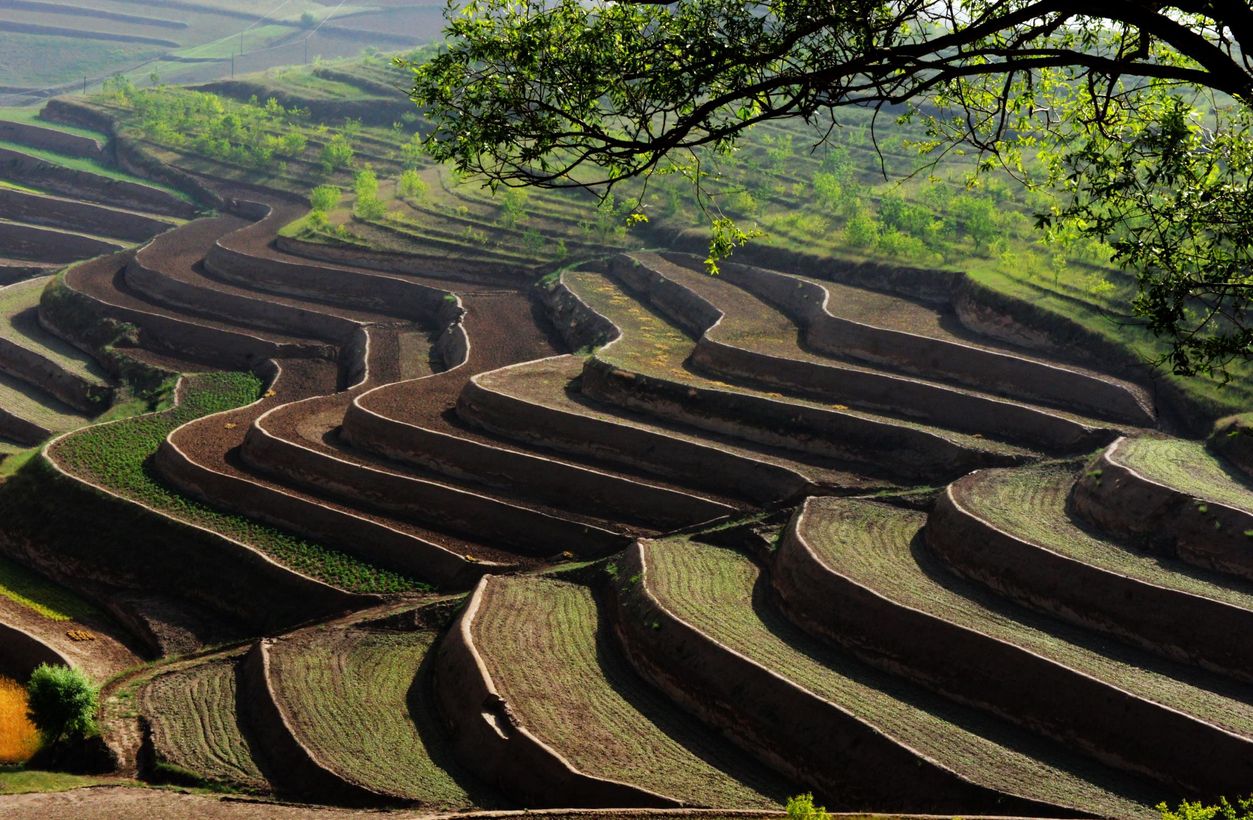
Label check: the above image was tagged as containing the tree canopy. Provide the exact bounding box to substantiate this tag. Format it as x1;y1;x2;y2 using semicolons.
405;1;1253;377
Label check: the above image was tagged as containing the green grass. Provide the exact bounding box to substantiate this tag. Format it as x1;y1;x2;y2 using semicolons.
0;554;102;622
0;367;89;434
472;575;783;807
0;107;108;143
0;138;190;202
1114;437;1253;513
267;622;478;806
0;767;125;794
49;371;421;594
171;25;292;60
959;463;1253;612
0;276;111;387
0;32;161;88
639;537;1153;818
798;495;1253;752
136;653;267;793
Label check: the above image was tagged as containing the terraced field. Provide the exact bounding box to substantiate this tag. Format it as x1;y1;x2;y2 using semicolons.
1113;436;1253;513
950;463;1253;612
633;538;1153;816
265;620;479;807
136;653;269;792
468;575;784;808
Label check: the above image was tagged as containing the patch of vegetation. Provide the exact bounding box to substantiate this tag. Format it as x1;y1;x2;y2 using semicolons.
26;663;97;744
0;767;120;795
0;555;101;623
1115;437;1253;514
0;137;188;201
49;371;420;594
0;676;40;764
0;32;161;87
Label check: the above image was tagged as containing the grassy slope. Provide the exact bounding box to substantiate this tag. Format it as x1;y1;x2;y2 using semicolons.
48;371;418;594
0;137;191;202
961;463;1253;611
136;653;268;792
0;554;102;622
0;276;110;386
1115;437;1253;513
266;624;478;806
473;575;784;808
642;537;1151;817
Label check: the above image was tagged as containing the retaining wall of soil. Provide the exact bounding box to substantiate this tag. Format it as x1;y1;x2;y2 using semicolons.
124;254;363;344
205;229;449;323
0;188;170;244
0;262;52;286
607;543;1057;816
0;619;71;681
459;363;811;504
700;255;1153;427
237;641;389;806
273;234;519;286
0;405;52;445
1070;440;1253;582
433;579;679;809
153;432;488;589
0;454;366;633
58;258;333;370
773;500;1253;797
927;478;1253;683
0;146;196;219
0;119;104;161
0;220;121;263
0;331;111;412
1210;415;1253;480
240;415;627;558
622;255;1108;453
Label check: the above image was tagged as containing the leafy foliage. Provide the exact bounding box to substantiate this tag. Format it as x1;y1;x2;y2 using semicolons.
786;793;831;820
1158;796;1253;820
26;664;97;744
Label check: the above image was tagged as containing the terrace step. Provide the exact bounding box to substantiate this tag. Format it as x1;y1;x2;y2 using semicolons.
0;363;90;445
1071;436;1253;581
703;255;1155;425
126;214;387;347
253;606;489;807
775;495;1253;796
462;355;888;504
0;217;123;263
157;350;516;588
58;252;335;371
559;266;1032;483
0;118;106;162
0;275;112;412
135;649;272;794
622;252;1125;453
0;145;198;219
0;258;56;285
610;538;1154;817
928;462;1253;682
344;289;739;532
0;187;174;243
438;574;787;809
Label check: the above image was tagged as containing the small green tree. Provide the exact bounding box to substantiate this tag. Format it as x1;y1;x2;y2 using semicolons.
26;664;98;744
309;184;341;213
319;133;355;174
786;793;831;820
353;168;385;220
1159;796;1253;820
398;169;427;200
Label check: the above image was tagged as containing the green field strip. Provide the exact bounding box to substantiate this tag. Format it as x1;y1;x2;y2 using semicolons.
170;25;292;60
563;268;1028;459
0;276;106;385
0;553;102;622
1114;437;1253;513
473;575;784;808
962;463;1253;612
0;139;192;202
799;496;1253;743
136;653;270;792
48;372;420;594
642;538;1152;817
0;107;109;143
266;624;479;807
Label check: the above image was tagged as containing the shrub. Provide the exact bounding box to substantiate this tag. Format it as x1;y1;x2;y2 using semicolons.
320;133;355;174
1158;796;1253;820
353;169;385;220
26;665;98;744
398;169;427;200
844;209;880;249
786;793;831;820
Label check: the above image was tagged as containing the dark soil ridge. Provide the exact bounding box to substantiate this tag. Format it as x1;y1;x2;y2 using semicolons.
0;187;175;244
0;218;122;263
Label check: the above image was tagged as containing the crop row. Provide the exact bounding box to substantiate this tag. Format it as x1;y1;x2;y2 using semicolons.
0;553;101;623
266;624;476;806
136;654;269;792
49;372;420;594
472;575;779;807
